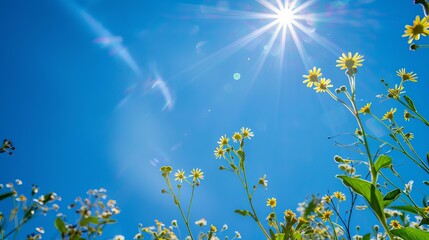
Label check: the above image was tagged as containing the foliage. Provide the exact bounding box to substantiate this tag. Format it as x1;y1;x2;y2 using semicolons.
1;1;429;239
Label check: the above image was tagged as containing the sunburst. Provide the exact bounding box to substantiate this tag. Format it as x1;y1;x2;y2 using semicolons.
175;0;341;83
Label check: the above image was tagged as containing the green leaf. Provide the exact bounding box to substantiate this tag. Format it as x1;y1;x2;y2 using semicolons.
0;192;14;202
234;209;250;217
275;233;285;240
54;217;67;234
303;195;319;218
362;233;371;240
383;189;401;206
420;217;429;226
42;193;53;204
391;227;429;239
424;181;429;187
102;219;117;224
337;175;385;220
403;95;417;112
390;205;419;214
269;229;276;240
237;149;245;171
79;216;99;226
292;232;302;240
374;155;392;174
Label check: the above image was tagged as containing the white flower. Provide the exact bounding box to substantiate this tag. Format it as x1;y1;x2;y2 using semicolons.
15;179;23;185
113;235;125;240
404;180;414;194
234;231;242;239
35;227;45;234
133;233;143;239
195;218;207;227
221;224;228;231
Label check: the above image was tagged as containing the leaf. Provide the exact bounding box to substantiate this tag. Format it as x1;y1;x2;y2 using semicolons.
383;189;401;206
0;192;14;202
275;233;285;240
362;233;371;240
303;195;319;218
374;155;392;174
390;205;419;214
234;209;251;217
337;175;385;220
79;216;99;226
237;149;245;171
269;228;276;240
292;232;302;240
403;95;417;112
420;217;429;226
54;217;67;234
42;193;53;204
424;181;429;187
102;219;117;224
391;227;429;239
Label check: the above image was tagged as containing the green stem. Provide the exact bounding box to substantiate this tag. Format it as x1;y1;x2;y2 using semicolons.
164;176;195;240
241;159;270;239
397;99;429;126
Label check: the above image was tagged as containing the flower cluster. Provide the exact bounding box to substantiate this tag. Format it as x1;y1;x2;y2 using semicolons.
54;188;120;239
0;179;60;239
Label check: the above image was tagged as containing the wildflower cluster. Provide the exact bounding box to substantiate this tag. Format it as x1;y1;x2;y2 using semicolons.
303;47;429;239
0;179;60;239
54;188;120;239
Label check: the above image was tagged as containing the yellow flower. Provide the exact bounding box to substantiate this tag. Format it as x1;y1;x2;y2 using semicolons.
402;15;429;43
333;191;346;201
214;146;225;159
336;52;364;70
396;68;417;82
314;78;333;93
389;220;402;229
355;128;363;136
217;135;229;146
424;206;429;213
358;102;371;115
240;127;254;139
382;108;397;121
232;132;242;142
404;132;414;140
404;109;412;121
322;195;331;204
210;224;217;232
298;217;308;224
190;168;204;182
267;197;277;208
321;210;333;222
174;170;187;183
387;85;404;99
303;67;322;88
284;209;296;218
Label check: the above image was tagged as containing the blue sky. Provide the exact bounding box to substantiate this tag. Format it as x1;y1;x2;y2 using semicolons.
1;0;428;239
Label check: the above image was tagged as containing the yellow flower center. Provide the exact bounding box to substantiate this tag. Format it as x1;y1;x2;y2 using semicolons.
345;59;355;69
413;24;424;34
310;74;318;82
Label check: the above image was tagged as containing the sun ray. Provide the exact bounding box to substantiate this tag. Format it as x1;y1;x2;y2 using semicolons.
173;0;341;85
251;23;285;85
258;0;282;15
289;24;310;69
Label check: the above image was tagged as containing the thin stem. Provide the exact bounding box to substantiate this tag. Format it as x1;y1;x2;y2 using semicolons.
164;176;195;240
397;98;429;126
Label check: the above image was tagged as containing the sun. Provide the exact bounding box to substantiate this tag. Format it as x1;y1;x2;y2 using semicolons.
179;0;341;82
277;8;294;26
